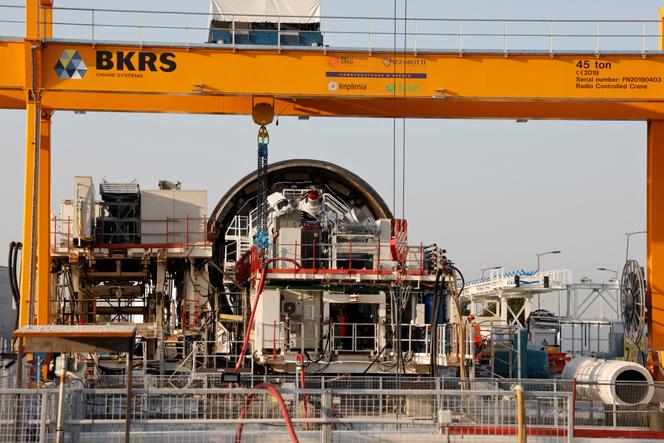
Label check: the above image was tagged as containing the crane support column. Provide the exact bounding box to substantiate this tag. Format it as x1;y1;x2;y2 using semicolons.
20;0;52;326
19;102;39;326
37;110;52;325
647;120;664;351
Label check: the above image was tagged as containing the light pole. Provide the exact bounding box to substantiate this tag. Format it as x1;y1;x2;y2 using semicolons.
625;231;646;262
597;267;618;281
536;250;561;310
536;250;561;272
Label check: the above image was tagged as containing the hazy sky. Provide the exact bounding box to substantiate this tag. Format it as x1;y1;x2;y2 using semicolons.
0;0;655;297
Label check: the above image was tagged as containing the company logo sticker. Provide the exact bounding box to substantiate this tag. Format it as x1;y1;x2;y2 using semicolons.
326;71;426;79
328;81;338;91
327;56;341;68
54;50;88;79
381;57;427;68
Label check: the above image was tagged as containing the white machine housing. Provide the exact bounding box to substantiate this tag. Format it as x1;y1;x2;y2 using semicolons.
209;0;321;23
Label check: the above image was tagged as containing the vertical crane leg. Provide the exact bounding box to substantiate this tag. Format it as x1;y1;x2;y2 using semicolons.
647;120;664;351
19;103;39;327
37;111;52;325
19;108;50;327
20;0;52;327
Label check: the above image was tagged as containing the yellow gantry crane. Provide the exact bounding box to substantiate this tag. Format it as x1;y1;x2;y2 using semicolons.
3;1;664;369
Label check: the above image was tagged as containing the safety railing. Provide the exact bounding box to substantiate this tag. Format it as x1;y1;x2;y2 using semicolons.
255;321;474;367
559;320;614;357
8;372;661;438
332;323;377;353
237;241;433;282
0;385;573;442
484;325;524;379
191;340;253;373
225;215;250;238
0;4;22;38
162;338;186;362
51;215;212;253
258;321;323;357
464;268;573;299
3;4;664;55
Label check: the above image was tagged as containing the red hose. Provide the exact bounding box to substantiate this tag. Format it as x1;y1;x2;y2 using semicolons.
234;257;301;373
234;393;257;443
234;266;268;372
235;383;299;443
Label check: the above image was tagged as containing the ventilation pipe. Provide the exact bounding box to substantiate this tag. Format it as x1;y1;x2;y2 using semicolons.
562;357;654;405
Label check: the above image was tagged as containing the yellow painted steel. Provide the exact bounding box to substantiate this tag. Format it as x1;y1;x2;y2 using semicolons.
24;0;39;41
37;111;51;325
3;3;664;356
17;1;49;328
4;41;664;118
649;121;664;352
35;45;664;102
19;102;37;327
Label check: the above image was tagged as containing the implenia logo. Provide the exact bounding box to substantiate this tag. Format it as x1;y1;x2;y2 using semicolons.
54;50;88;79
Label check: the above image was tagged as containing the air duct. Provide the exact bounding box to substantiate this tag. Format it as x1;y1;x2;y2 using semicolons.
562;357;654;406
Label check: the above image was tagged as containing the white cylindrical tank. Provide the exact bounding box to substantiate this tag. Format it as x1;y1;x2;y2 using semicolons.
562;357;654;406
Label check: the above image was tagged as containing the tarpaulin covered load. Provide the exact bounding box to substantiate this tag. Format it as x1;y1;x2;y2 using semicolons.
209;0;321;24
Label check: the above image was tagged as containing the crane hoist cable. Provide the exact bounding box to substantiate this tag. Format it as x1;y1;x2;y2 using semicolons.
255;125;270;251
402;0;408;219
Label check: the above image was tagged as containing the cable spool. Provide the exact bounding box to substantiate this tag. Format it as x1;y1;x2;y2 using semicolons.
620;259;646;345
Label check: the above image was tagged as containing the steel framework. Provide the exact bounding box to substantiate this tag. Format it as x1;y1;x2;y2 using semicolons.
2;3;664;358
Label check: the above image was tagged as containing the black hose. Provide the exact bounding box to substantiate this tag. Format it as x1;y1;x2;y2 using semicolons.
8;242;18;305
12;243;21;301
8;241;22;332
451;265;465;297
429;268;443;377
362;341;389;374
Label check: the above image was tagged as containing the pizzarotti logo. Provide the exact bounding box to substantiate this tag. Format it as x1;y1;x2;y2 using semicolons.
55;49;177;79
54;50;88;79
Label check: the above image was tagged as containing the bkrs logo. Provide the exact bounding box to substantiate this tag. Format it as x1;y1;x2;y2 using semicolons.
54;50;88;79
96;50;176;73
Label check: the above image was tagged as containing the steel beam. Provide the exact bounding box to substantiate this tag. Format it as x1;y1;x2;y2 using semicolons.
37;110;51;325
648;121;664;351
19;102;38;326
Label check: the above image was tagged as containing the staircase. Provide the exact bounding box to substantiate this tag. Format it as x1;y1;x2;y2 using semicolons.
474;350;493;378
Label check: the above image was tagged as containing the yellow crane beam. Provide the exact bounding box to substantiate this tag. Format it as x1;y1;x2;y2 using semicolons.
3;42;664;118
